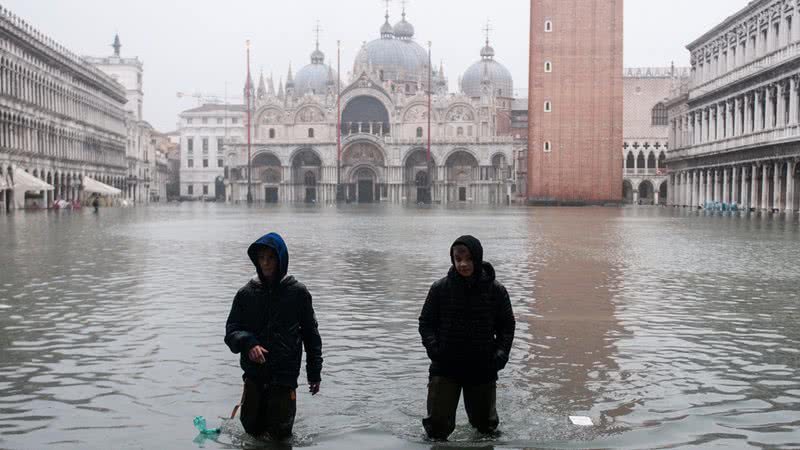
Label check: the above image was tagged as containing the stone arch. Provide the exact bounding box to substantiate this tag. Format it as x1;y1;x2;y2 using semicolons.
626;151;635;169
623;179;634;204
401;102;433;122
647;151;656;170
292;148;323;203
637;151;645;170
659;180;668;205
638;179;655;205
443;103;476;123
294;105;325;124
491;152;509;181
658;151;666;169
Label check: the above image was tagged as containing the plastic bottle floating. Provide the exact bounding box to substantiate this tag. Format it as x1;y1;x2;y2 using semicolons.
193;416;221;435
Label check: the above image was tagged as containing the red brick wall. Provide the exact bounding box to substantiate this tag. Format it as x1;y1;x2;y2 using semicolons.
528;0;624;204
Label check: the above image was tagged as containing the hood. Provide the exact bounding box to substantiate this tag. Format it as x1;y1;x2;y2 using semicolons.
448;261;496;284
449;235;485;281
247;232;289;284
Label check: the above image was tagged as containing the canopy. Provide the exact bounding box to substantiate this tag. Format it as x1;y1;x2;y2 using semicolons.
13;168;54;192
82;176;121;196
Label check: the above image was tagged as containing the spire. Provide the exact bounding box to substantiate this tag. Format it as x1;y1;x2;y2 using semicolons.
327;65;336;86
257;70;267;100
380;0;394;38
286;62;294;85
244;72;254;103
268;72;275;95
480;20;495;59
112;34;121;57
311;21;325;64
278;77;284;99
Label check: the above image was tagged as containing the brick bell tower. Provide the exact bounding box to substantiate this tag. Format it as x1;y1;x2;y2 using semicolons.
527;0;624;205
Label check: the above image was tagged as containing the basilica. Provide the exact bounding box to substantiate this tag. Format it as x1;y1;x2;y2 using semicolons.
217;9;517;204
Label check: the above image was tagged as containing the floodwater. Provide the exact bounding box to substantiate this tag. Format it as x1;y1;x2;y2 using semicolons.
0;204;799;449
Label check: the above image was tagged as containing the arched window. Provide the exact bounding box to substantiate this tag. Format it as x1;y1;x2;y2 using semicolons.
544;61;552;72
269;128;275;139
307;128;314;138
457;127;464;136
544;20;553;32
416;127;423;138
652;102;668;126
543;141;552;152
544;101;552;112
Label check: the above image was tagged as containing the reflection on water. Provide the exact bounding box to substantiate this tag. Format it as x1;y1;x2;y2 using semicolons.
0;205;798;449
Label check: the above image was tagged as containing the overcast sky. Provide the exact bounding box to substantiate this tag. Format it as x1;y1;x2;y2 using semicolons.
4;0;751;131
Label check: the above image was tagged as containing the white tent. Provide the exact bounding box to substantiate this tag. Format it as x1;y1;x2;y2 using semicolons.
13;168;54;192
12;168;54;209
82;176;121;196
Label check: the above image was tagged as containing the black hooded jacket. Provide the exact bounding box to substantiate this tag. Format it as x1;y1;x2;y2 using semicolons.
418;235;516;383
224;233;323;388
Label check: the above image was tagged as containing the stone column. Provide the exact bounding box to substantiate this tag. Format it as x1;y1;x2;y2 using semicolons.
716;105;723;139
767;19;776;53
751;164;759;210
732;166;739;204
794;7;800;43
735;98;743;136
727;99;734;137
787;161;796;212
761;164;770;210
744;94;753;134
790;77;799;126
766;86;775;129
777;82;786;127
723;168;730;204
754;89;763;132
774;161;781;210
702;170;709;206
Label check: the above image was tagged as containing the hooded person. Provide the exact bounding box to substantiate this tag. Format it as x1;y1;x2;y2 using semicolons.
418;235;515;440
224;232;323;440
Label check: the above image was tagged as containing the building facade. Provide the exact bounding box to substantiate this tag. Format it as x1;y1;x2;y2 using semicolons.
623;67;690;205
527;0;624;205
86;35;158;204
0;7;128;211
216;8;515;204
179;104;245;200
666;0;800;212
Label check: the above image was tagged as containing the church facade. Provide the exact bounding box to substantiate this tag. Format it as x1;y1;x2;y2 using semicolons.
218;9;517;204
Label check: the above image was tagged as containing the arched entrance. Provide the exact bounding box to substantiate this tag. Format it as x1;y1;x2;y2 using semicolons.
404;149;434;204
353;166;377;203
638;180;654;205
491;153;509;204
445;150;478;202
292;149;322;204
623;180;634;204
341;95;391;136
659;181;668;205
253;152;282;203
343;142;385;203
215;176;225;202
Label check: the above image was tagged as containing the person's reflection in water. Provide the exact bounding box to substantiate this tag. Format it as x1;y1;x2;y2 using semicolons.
525;210;626;425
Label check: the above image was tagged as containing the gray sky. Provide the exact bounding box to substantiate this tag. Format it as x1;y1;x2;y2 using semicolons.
4;0;750;131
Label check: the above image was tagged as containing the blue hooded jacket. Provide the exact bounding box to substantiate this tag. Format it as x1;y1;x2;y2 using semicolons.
225;232;323;387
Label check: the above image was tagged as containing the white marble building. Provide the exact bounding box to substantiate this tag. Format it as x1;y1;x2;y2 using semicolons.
0;7;128;211
217;9;515;204
666;0;800;212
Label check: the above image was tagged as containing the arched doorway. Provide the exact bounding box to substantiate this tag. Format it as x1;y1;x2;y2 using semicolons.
252;152;282;203
292;149;322;204
215;176;225;202
626;152;634;172
638;180;654;205
404;149;434;204
353;166;377;203
343;142;385;203
341;95;391;136
623;180;633;204
445;150;478;202
659;181;668;205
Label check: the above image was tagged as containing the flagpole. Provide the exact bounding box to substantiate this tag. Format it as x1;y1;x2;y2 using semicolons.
246;40;253;204
336;40;342;202
427;41;432;164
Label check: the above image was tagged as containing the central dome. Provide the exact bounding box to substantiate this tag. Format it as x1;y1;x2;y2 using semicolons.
295;44;338;96
462;41;513;98
353;13;428;84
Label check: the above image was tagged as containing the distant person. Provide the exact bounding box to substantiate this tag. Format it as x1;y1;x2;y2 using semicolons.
92;195;100;213
224;232;323;440
419;235;516;440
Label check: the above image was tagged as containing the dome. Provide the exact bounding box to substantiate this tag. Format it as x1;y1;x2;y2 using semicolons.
295;64;336;96
380;20;394;37
462;43;513;98
393;12;415;40
354;36;428;83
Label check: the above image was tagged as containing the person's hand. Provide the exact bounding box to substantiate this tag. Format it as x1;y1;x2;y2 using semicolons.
308;382;320;395
248;345;268;364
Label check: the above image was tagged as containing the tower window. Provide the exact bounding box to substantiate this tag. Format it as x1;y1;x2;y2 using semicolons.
544;61;552;72
544;101;552;113
544;20;553;32
416;127;423;138
652;102;668;126
269;128;275;139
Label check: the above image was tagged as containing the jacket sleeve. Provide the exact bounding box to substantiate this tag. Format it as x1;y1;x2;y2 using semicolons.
224;291;259;354
300;290;323;383
418;283;441;361
493;284;515;371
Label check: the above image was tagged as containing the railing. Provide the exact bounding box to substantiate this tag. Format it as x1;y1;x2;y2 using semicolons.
624;168;664;176
689;42;800;101
672;124;800;159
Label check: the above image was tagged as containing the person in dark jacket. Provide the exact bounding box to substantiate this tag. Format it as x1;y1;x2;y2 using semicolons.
418;235;515;440
225;232;323;440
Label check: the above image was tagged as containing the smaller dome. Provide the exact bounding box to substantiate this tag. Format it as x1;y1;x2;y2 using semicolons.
394;14;414;39
480;44;495;59
311;48;325;64
380;19;394;37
